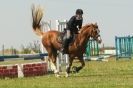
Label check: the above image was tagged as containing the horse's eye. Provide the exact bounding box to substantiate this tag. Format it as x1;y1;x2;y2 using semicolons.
95;30;97;33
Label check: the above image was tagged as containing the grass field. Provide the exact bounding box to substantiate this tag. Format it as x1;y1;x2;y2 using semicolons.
0;57;133;88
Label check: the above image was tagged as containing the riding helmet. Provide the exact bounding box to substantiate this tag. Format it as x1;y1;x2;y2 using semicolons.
76;9;83;15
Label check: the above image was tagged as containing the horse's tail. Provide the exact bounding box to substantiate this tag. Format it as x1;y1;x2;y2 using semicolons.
31;4;44;38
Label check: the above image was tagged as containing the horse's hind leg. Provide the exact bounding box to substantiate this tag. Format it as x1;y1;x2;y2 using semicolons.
46;48;60;77
51;54;60;77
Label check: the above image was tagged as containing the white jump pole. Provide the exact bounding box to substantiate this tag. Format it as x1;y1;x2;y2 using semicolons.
56;20;61;72
56;20;69;72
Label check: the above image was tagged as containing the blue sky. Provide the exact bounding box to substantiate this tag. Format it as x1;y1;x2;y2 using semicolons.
0;0;133;49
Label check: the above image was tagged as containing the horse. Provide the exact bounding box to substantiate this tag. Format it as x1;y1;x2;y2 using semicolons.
31;5;102;77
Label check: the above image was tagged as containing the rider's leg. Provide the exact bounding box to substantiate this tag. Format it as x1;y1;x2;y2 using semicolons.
62;30;71;53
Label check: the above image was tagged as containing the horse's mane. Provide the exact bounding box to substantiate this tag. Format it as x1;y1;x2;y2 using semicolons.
80;23;93;33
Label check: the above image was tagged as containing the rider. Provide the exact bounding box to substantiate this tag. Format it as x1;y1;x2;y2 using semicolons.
62;9;83;53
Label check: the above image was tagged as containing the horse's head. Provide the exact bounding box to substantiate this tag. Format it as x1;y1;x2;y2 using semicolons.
89;23;102;43
81;23;102;43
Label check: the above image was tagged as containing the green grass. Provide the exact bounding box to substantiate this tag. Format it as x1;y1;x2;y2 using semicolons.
0;57;133;88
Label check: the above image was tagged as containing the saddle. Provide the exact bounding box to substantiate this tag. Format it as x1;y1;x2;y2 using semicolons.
57;31;77;46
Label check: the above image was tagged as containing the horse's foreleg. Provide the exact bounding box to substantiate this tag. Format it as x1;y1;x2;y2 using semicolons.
76;57;85;73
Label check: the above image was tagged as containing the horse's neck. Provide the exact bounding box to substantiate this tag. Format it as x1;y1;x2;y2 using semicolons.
76;33;89;48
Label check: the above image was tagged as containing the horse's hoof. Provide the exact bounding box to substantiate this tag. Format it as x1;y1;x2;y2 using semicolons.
72;66;78;73
55;74;61;77
65;72;69;77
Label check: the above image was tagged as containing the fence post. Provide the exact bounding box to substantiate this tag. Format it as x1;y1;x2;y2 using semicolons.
115;36;132;59
85;40;99;60
56;20;68;72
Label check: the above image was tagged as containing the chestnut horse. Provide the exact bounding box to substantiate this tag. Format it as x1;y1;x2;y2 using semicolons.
31;5;102;77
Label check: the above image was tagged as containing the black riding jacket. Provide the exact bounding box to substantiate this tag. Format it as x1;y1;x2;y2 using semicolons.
66;15;83;34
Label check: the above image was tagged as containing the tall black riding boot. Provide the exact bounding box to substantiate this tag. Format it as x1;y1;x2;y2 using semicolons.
62;39;69;54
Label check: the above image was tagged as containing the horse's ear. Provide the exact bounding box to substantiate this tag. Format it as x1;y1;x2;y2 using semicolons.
94;22;97;25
